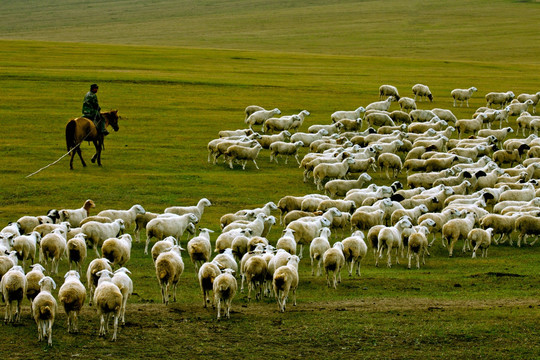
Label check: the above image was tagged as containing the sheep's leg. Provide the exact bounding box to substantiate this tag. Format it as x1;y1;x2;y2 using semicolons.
310;256;314;276
295;154;301;166
252;160;259;170
348;260;354;276
408;254;412;269
386;247;392;268
529;236;539;246
111;312;119;341
416;254;420;269
47;321;53;346
448;238;457;257
284;155;289;165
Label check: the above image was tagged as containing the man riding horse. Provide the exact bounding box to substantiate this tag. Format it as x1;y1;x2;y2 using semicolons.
82;83;109;136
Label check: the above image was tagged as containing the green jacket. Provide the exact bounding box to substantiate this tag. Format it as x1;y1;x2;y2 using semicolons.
82;91;100;119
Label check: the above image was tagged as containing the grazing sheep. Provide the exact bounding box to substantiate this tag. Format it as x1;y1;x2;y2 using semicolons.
331;107;365;123
272;255;300;312
378;153;402;179
1;265;26;323
442;212;477;257
97;204;145;230
257;130;291;149
58;270;86;334
145;213;198;254
431;108;458;123
25;263;46;313
309;228;331;276
468;228;493;258
508;99;534;116
93;270;122;341
492;149;521;167
245;108;281;129
164;198;212;222
213;269;237;319
342;231;367;276
407;226;429;269
39;229;67;275
59;200;96;228
412;84;433;102
155;245;185;305
409;109;437;122
269;141;304;165
225;143;263;170
198;261;221;308
486;91;515;108
32;276;57;346
187;228;213;272
308;122;344;135
398;97;416;112
517;92;540;114
379;85;400;100
111;267;133;326
12;231;41;270
477;127;514;143
451;87;477;107
101;234;132;268
323;242;345;289
16;215;46;235
82;219;125;258
67;234;87;273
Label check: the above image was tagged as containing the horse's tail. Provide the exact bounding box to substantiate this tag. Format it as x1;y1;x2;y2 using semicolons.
66;119;77;151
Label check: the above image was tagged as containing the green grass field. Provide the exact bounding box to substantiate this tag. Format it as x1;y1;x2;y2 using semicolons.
0;1;539;358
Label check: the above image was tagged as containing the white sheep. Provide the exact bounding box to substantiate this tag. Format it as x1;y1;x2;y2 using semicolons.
101;234;132;268
336;118;363;132
245;108;281;129
377;153;402;179
398;97;416;112
508;99;534;116
350;209;386;232
213;268;237;319
111;267;133;325
290;129;329;146
145;213;198;254
208;137;257;164
366;97;393;112
412;84;433;102
32;276;57;346
431;108;458;123
365;112;396;127
257;130;291;149
455;116;483;139
442;212;477;257
25;263;46;313
213;248;239;274
498;183;536;203
515;215;540;247
1;265;26;323
451;87;477;107
377;218;412;267
269;141;304;165
220;211;256;229
16;215;49;235
313;157;355;190
485;91;515;108
97;204;145;230
390;204;429;226
39;229;66;275
331;107;365;122
164;198;212;222
309;227;331;276
517;92;540;114
67;233;87;273
187;228;213;272
59;199;96;227
323;242;345;289
407;226;429;269
244;253;268;302
93;269;122;341
244;105;265;121
379;85;400;100
219;128;255;138
325;172;373;198
198;260;221;308
262;115;301;134
285;216;331;258
58;270;86;333
275;228;297;255
155;245;185;305
342;231;367;276
12;231;41;270
225;143;263;170
82;219;125;258
468;228;493;258
86;258;113;306
272;255;300;312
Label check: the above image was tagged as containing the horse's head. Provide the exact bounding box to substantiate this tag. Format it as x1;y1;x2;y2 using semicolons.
106;110;120;132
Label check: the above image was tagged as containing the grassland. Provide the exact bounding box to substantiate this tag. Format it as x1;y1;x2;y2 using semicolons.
0;0;539;358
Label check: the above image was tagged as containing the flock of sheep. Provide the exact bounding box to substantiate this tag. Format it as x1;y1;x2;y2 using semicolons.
2;83;540;346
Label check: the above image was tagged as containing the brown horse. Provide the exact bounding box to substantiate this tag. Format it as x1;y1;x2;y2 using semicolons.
65;110;120;170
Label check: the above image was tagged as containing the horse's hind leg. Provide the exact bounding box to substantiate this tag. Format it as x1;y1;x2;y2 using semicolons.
76;148;86;167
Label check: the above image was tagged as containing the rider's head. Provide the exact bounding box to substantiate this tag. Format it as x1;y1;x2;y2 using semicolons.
90;84;99;92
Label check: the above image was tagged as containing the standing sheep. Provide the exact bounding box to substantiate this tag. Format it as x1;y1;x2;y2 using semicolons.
309;227;332;276
82;219;126;258
269;141;304;165
93;270;122;341
25;263;46;313
469;228;493;258
331;107;365;122
111;267;133;326
366;97;393;112
12;231;41;270
442;212;477;257
86;258;113;306
485;91;515;109
32;276;57;346
58;270;86;334
225;143;263;170
101;234;133;268
155;245;185;305
407;226;429;269
379;85;400;100
39;229;67;275
342;231;368;276
164;198;212;222
323;242;345;289
67;233;87;273
272;255;300;312
412;84;433;102
145;213;198;254
378;153;402;179
213;269;237;320
245;108;281;129
451;87;477;107
187;228;213;272
244;254;268;302
97;204;145;231
398;97;416;112
1;265;26;323
59;199;96;228
198;261;222;308
517;92;540;114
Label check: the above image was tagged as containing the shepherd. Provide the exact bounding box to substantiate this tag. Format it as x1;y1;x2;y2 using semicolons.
83;83;109;136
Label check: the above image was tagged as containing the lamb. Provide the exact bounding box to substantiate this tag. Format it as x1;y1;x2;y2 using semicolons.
86;258;113;306
39;229;67;275
245;108;281;129
187;228;213;272
225;143;263;170
198;261;221;308
58;270;86;333
164;198;212;222
451;87;477;107
82;219;125;257
508;99;534;116
407;226;429;269
442;212;477;257
155;245;185;305
97;204;145;230
12;231;41;270
1;265;26;323
313;158;355;190
25;263;46;313
324;172;373;198
379;85;400;100
272;255;300;312
244;254;268;302
517;92;540;114
269;141;304;165
290;129;329;146
111;267;133;326
213;269;237;319
468;228;493;258
145;213;198;254
59;199;96;227
331;107;365;122
365;112;395;128
398;97;416;112
377;153;402;179
486;91;515;108
309;227;331;276
377;218;413;267
32;276;57;346
412;84;433;102
342;231;367;276
323;242;345;289
93;270;122;341
366;97;393;112
67;234;87;273
101;234;132;268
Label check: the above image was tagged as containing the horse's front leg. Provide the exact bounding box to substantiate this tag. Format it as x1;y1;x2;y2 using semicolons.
77;147;87;167
91;140;101;166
